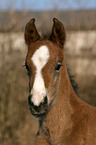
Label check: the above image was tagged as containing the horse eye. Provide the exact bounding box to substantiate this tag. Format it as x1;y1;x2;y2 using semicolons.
24;64;30;76
55;64;62;71
25;64;29;72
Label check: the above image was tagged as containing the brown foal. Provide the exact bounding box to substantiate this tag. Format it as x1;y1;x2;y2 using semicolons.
24;18;96;145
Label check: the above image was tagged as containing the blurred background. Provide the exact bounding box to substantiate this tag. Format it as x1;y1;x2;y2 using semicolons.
0;0;96;145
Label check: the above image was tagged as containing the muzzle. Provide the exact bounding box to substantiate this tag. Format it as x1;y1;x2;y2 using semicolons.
28;94;48;117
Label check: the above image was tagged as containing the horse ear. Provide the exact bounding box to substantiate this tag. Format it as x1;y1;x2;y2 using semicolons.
25;18;40;45
49;18;66;48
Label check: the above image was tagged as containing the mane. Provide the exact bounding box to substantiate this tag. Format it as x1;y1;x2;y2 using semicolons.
40;31;51;41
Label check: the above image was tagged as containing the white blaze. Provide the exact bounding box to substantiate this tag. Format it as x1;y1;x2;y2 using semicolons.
31;45;50;106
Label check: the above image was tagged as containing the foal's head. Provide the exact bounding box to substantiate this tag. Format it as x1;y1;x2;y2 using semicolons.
25;18;66;117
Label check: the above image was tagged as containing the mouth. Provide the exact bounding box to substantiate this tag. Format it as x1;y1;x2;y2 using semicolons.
28;94;48;118
28;92;57;118
29;105;47;117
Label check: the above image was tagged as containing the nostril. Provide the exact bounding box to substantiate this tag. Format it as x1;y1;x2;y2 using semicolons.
44;96;48;105
28;94;33;105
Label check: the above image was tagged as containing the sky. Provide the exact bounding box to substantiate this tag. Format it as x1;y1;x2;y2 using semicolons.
0;0;96;11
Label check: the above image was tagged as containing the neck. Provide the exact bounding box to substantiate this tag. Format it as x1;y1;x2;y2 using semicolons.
40;57;78;144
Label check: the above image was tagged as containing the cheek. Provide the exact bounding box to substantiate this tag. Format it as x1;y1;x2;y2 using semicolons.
47;79;59;104
53;72;59;84
46;72;60;103
42;65;60;90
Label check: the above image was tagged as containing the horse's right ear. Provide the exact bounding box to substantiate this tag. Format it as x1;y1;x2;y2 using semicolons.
49;18;66;48
25;18;40;45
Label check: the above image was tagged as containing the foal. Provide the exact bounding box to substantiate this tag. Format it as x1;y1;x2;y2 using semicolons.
24;18;96;145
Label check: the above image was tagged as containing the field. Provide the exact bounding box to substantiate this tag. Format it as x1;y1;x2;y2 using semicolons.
0;30;96;145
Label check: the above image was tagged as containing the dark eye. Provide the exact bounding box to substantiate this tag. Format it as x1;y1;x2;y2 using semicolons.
25;64;30;72
24;63;30;76
55;63;63;71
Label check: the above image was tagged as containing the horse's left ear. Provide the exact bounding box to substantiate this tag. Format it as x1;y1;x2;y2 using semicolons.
49;18;66;48
25;18;40;45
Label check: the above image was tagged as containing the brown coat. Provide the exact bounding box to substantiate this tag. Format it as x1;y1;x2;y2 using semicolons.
25;18;96;145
